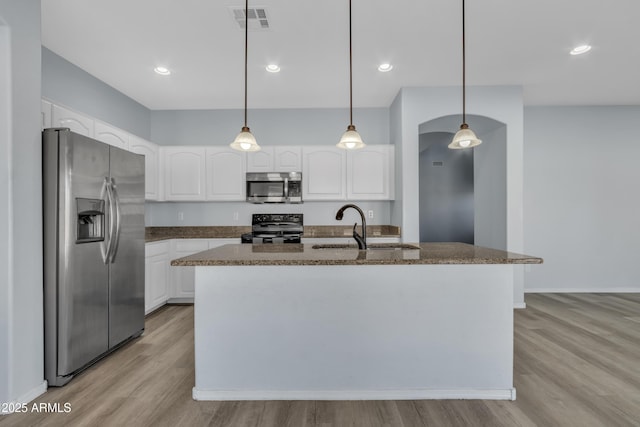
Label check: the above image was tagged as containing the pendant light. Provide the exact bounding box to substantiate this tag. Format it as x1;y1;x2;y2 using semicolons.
449;0;482;150
337;0;365;150
230;0;261;152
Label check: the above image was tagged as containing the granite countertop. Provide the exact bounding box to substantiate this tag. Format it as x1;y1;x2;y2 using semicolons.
170;242;543;266
145;225;401;242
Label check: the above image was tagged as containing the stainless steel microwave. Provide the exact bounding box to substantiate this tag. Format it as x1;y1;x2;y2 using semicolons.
246;172;302;203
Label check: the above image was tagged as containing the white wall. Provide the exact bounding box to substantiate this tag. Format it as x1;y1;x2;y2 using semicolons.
0;0;46;407
523;106;640;292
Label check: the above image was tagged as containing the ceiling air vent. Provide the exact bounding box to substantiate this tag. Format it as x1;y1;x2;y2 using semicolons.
229;7;270;30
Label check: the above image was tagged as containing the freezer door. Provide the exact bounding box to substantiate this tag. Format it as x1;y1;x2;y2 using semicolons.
53;130;110;376
108;146;145;347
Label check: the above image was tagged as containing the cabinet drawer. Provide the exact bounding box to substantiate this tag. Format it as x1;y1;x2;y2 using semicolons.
173;240;209;253
146;241;170;257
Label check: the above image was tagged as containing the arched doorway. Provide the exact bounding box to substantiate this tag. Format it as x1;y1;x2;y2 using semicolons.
418;114;508;249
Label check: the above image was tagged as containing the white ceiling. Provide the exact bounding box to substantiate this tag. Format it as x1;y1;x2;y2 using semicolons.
41;0;640;110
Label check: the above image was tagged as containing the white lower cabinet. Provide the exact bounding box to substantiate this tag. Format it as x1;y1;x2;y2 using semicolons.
168;238;239;302
145;241;170;314
169;239;209;301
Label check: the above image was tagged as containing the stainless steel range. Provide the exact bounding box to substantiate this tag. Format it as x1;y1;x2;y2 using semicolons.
241;213;303;244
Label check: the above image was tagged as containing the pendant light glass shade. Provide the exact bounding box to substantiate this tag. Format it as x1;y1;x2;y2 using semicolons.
450;0;481;150
230;126;260;152
230;0;260;152
337;0;365;150
337;125;365;150
449;123;482;149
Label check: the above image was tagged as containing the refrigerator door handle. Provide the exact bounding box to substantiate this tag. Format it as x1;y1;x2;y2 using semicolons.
104;177;116;264
109;178;123;263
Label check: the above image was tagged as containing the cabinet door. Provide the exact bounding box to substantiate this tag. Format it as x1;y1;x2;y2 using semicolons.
145;242;170;314
52;104;94;137
274;146;302;172
163;147;206;201
347;145;394;200
246;147;274;172
130;136;160;200
302;147;346;200
41;99;52;130
170;240;209;299
206;148;246;201
94;121;130;150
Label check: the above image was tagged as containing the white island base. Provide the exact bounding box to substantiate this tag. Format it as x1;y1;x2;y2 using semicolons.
192;264;516;401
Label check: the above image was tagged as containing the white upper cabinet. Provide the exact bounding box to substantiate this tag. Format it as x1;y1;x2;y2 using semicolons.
274;146;302;172
94;121;130;150
163;147;207;201
347;145;394;200
246;148;274;172
41;99;52;130
247;146;302;172
303;145;394;201
302;147;347;200
129;136;160;200
51;104;94;137
205;148;246;201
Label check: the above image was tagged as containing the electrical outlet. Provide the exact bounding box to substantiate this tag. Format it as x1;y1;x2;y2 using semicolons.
368;210;374;219
178;212;184;221
233;212;239;221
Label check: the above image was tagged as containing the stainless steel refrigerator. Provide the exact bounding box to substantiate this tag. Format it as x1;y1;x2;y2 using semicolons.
43;128;145;386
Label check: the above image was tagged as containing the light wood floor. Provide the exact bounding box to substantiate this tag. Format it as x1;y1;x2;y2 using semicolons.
2;293;639;427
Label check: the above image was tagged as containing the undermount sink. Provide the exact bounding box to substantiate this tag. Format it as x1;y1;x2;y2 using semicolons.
311;243;421;251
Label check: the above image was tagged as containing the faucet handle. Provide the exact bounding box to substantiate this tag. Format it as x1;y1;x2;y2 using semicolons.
352;223;359;236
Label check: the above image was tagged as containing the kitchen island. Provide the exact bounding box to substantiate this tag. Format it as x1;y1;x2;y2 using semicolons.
172;242;542;401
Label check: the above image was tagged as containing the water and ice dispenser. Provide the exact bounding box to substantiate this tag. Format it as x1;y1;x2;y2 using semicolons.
76;198;105;243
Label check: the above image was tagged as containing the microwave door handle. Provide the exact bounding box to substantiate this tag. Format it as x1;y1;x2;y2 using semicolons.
108;178;122;263
284;177;289;200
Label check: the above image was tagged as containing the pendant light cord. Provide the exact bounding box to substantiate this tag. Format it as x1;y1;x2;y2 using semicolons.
349;0;353;126
244;0;249;128
461;0;466;125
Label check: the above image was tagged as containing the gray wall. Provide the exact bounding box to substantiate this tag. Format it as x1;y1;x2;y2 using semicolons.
151;108;389;147
0;0;44;405
419;132;474;243
42;47;151;139
523;106;640;292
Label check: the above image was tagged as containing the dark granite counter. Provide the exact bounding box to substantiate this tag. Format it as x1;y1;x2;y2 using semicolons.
171;242;542;266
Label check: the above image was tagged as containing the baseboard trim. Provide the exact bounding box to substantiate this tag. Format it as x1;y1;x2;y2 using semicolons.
525;288;640;293
192;387;517;401
513;302;526;309
1;380;47;415
166;297;194;304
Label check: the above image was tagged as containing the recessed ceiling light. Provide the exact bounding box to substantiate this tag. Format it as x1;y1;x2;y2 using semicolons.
265;64;280;73
570;45;592;55
154;66;171;75
378;63;393;72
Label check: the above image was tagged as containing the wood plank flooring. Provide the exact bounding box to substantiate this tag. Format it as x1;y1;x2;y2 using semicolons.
1;293;639;427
